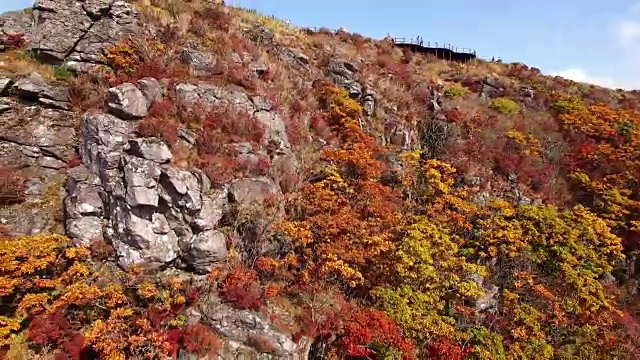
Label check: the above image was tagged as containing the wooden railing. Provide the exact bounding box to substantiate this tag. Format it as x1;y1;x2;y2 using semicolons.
393;37;476;55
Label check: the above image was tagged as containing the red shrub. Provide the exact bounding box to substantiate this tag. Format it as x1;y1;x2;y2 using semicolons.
294;303;346;342
338;307;416;359
376;54;395;70
68;72;109;111
389;63;414;84
444;109;467;123
279;112;305;148
179;324;221;357
90;238;115;261
310;112;334;141
197;153;240;185
148;98;180;119
109;59;188;87
219;267;265;311
262;65;278;83
247;334;278;354
192;106;269;184
27;308;89;359
0;33;26;51
56;333;89;360
193;5;232;32
65;156;83;169
224;61;259;91
137;116;180;147
425;337;472;360
0;166;27;205
146;304;187;330
197;106;265;151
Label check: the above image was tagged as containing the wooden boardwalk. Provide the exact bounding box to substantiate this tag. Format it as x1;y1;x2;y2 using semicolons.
301;27;478;63
393;37;477;63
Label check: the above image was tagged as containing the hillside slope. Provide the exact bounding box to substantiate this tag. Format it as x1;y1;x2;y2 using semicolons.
1;1;640;359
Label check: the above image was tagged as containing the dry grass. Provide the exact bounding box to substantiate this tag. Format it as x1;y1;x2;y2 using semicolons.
232;7;306;44
0;51;56;79
3;333;55;360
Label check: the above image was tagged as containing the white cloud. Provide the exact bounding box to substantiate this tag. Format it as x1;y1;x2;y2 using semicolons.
550;68;623;89
617;21;640;43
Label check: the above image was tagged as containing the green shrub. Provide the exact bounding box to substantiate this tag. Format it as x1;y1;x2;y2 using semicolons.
53;65;74;82
443;85;467;99
490;97;519;115
551;96;585;113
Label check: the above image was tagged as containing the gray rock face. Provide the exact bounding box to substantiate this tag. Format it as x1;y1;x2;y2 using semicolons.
278;47;309;67
469;273;499;311
181;46;218;76
183;230;228;274
82;0;116;18
192;188;228;232
197;293;311;358
326;58;379;117
362;86;376;116
30;0;92;63
0;78;13;95
29;0;139;67
80;112;133;175
126;137;172;164
107;82;149;119
480;76;506;99
0;96;79;237
0;9;33;36
228;177;281;209
70;110;236;269
122;155;162;207
0;99;77;162
136;77;164;108
11;72;71;110
327;58;361;97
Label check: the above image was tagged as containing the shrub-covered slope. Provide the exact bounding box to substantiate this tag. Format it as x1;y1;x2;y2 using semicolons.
1;1;640;359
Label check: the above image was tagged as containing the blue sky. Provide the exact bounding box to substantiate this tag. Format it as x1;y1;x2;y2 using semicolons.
4;1;640;89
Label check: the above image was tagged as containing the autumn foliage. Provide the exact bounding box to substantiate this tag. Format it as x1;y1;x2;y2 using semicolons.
0;33;26;51
6;0;640;358
0;234;218;359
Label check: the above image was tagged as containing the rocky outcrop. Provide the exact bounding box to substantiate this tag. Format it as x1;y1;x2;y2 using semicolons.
181;42;219;76
0;76;78;236
21;0;140;70
10;72;71;110
0;9;33;36
325;58;378;116
72;110;226;269
49;74;303;357
327;58;361;97
194;292;312;359
63;78;292;274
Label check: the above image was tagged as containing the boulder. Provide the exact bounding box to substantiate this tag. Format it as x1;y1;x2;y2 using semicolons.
136;77;164;107
228;177;281;209
126;138;173;164
182;230;228;274
181;46;217;76
106;82;149;119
